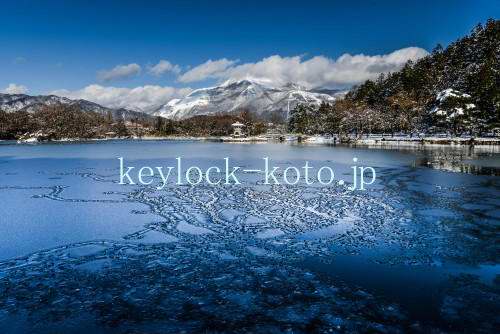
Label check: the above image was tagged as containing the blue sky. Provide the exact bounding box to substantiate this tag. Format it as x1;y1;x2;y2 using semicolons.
0;0;496;110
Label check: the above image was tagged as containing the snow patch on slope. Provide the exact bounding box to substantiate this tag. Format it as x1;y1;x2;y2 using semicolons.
154;79;343;120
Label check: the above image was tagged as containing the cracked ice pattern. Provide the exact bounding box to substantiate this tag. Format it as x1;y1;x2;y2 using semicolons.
0;142;499;333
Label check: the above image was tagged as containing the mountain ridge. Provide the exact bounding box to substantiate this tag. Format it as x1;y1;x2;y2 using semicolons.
153;79;345;120
0;92;153;121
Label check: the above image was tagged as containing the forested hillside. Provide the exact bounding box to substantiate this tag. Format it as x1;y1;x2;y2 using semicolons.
0;105;133;140
0;104;255;140
289;19;499;136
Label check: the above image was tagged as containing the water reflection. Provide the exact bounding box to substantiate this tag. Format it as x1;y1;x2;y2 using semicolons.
343;143;500;176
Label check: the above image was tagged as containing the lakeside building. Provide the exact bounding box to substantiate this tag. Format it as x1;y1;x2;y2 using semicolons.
265;123;286;140
231;122;245;137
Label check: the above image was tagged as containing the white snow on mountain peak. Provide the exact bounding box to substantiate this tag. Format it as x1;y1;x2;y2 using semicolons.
1;79;345;121
0;92;153;121
154;79;344;120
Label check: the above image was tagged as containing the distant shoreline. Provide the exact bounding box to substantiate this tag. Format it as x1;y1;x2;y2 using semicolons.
349;136;500;146
7;134;500;147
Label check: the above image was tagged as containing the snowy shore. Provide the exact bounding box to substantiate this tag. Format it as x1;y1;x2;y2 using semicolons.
13;134;500;146
350;136;500;146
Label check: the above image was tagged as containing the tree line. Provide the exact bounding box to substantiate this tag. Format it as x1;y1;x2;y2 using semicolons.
153;110;267;137
289;19;499;137
0;104;267;140
0;105;131;140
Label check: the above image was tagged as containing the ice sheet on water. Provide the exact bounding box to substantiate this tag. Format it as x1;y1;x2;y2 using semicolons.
1;237;428;332
192;211;212;224
246;246;270;257
176;221;214;235
244;215;267;225
255;228;285;239
298;215;357;240
133;230;178;244
219;208;245;221
75;258;113;273
0;187;152;260
67;244;108;258
0;142;499;331
219;252;238;260
1;159;497;267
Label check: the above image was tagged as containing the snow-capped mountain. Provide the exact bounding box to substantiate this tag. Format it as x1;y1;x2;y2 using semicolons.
0;93;152;121
1;81;345;121
154;79;345;120
0;93;76;113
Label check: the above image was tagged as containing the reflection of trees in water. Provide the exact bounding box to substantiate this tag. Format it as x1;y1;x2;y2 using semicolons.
351;143;500;176
418;158;500;176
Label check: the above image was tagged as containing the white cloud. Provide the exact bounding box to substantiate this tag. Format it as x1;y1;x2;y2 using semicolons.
177;47;428;88
177;58;238;83
51;84;191;112
48;47;428;113
97;63;142;82
2;83;29;94
148;60;181;76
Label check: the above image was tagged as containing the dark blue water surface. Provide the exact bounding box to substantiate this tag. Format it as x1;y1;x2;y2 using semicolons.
0;140;498;333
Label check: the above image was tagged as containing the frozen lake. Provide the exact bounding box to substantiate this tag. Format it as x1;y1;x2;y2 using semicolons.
0;140;498;333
